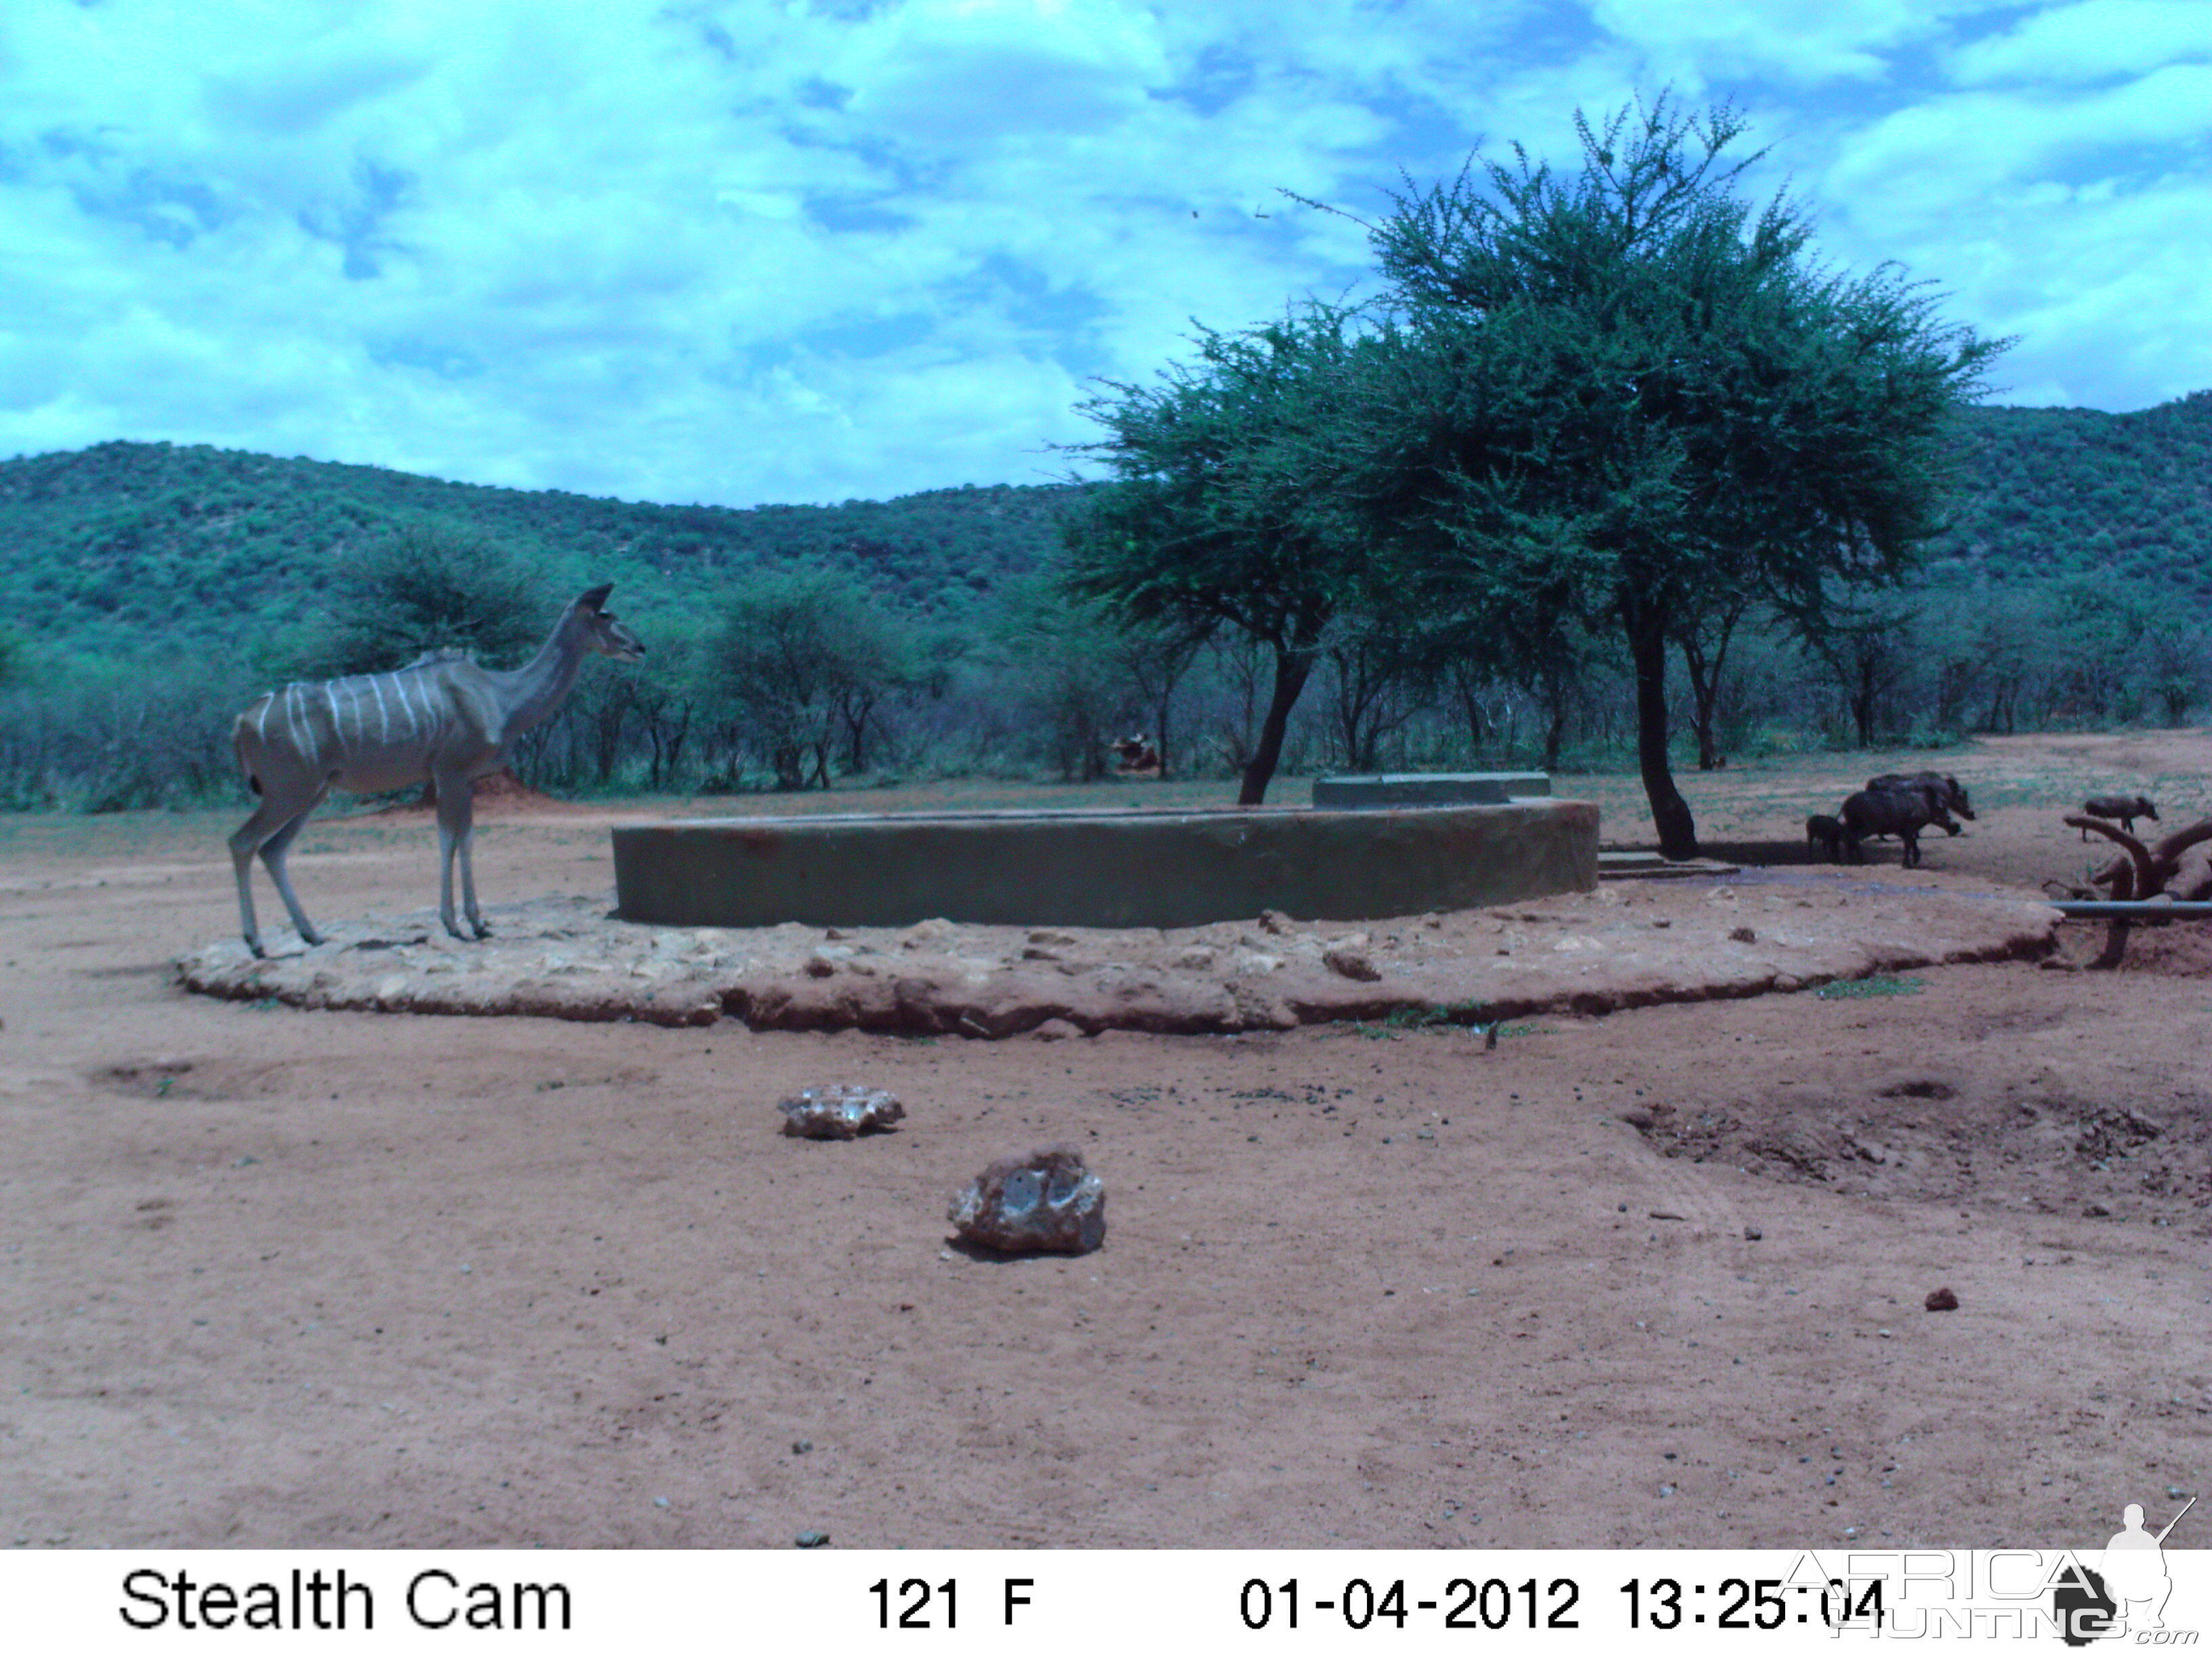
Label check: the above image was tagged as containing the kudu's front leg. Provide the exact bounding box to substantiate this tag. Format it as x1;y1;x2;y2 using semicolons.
434;773;492;941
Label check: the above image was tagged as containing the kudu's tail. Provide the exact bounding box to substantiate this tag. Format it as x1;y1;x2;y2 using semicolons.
233;712;263;796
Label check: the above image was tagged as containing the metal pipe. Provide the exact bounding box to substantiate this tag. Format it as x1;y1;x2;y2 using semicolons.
2052;901;2212;918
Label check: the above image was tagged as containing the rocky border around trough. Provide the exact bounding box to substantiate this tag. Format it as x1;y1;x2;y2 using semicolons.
176;872;2061;1037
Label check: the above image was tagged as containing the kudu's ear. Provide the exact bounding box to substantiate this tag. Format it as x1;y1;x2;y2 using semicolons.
578;583;614;614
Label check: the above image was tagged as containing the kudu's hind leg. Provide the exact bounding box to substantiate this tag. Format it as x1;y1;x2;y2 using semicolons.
229;830;267;956
260;795;330;946
230;787;329;954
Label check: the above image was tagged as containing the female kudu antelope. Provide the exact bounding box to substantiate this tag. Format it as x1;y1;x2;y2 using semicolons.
229;583;645;956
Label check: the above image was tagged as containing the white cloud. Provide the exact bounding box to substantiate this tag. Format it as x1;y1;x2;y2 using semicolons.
832;0;1168;144
1586;0;1994;84
1949;0;2212;86
1800;49;2212;409
0;0;2203;506
1828;64;2212;199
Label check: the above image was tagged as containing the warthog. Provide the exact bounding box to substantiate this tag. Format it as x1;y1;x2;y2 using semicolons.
1841;783;1950;868
1867;771;1973;834
2081;794;2157;840
1806;813;1849;862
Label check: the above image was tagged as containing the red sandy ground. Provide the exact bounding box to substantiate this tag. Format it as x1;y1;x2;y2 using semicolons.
1;731;2207;1551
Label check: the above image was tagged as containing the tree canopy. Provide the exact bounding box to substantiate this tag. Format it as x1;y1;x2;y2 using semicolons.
702;566;916;790
1061;304;1378;803
300;524;550;679
1347;95;2009;853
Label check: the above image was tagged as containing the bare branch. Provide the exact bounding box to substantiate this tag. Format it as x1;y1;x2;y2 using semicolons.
2064;815;2158;897
2148;813;2212;866
1275;186;1377;236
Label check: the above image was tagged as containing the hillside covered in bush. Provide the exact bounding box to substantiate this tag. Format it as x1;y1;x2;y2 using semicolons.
0;441;1079;666
1922;390;2212;592
3;390;2209;668
0;390;2207;813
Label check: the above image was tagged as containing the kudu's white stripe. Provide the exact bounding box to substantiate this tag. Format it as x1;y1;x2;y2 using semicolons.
283;684;312;766
368;674;390;743
396;671;424;736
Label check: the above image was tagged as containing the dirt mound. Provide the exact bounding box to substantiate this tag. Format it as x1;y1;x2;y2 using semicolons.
176;873;2062;1036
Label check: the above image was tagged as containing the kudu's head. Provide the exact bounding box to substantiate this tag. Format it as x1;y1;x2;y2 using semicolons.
575;583;647;662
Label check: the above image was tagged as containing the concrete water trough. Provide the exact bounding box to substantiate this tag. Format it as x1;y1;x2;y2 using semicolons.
1312;771;1552;808
613;798;1600;931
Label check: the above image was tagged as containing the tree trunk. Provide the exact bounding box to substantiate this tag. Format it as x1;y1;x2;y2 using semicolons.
1853;653;1877;747
840;688;877;773
771;741;804;791
1542;689;1567;773
1328;647;1385;773
663;711;689;783
1237;648;1314;806
1626;611;1698;859
1674;596;1744;772
1539;661;1570;773
1678;635;1723;770
1452;667;1486;759
1691;703;1720;769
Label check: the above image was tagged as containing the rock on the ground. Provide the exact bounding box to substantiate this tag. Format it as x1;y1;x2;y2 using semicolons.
1323;943;1382;981
779;1085;906;1139
949;1145;1106;1255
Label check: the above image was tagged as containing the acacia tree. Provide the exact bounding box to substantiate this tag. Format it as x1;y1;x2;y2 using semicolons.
989;577;1126;781
1807;590;1919;746
704;567;913;790
1672;587;1753;769
1107;616;1207;779
1321;622;1430;773
2139;613;2209;726
628;623;701;790
1062;305;1375;804
1343;95;2007;855
300;523;549;678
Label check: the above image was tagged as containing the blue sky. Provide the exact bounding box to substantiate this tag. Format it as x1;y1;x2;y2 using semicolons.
1;0;2206;508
